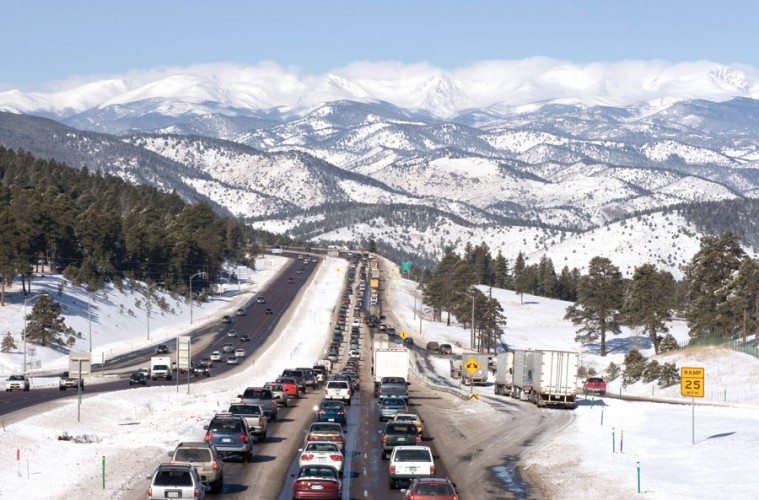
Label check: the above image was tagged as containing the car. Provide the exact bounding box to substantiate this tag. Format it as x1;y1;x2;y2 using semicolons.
381;421;421;459
378;397;409;421
265;307;273;315
227;330;237;337
281;369;308;394
227;356;238;365
292;465;342;500
138;367;151;376
276;376;301;399
239;333;250;342
167;442;224;493
315;400;347;426
304;422;346;452
222;315;232;324
392;413;424;436
403;337;415;346
439;344;453;355
298;441;344;476
296;268;304;274
227;402;267;441
5;374;31;392
155;344;169;354
388;445;436;489
288;277;295;284
129;371;148;386
234;348;246;358
146;463;206;500
426;341;441;354
238;387;278;421
264;382;290;407
403;477;458;500
583;376;607;396
223;342;235;353
324;380;351;404
203;413;253;462
210;351;222;362
59;371;84;391
236;308;245;316
193;362;212;377
256;296;265;304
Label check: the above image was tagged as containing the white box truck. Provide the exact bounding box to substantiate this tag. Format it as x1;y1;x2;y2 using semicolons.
460;352;490;386
150;356;173;381
511;349;577;408
494;351;514;396
373;347;409;393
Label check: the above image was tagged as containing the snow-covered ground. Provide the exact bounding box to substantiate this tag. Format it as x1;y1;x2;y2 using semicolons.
1;255;758;499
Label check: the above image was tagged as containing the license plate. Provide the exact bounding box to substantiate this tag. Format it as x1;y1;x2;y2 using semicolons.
166;491;180;498
328;418;335;422
409;467;418;473
311;484;324;490
398;437;408;442
221;438;232;443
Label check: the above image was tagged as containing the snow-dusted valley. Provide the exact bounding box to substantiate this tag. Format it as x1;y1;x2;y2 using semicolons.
2;62;759;275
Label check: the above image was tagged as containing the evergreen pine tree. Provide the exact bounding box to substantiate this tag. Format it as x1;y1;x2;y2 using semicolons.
622;264;675;354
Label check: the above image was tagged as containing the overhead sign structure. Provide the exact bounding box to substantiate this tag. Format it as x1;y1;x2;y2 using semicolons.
465;358;481;375
681;367;705;398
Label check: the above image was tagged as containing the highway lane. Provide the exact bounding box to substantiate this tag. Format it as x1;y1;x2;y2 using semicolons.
0;255;317;420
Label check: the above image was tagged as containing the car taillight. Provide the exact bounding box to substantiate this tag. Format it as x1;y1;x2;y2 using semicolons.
212;461;219;470
382;435;387;444
416;435;421;444
205;433;213;441
431;465;436;475
338;411;345;415
147;486;152;499
318;410;326;415
194;488;200;498
301;454;314;460
240;433;249;442
390;465;396;474
330;454;343;461
259;417;264;427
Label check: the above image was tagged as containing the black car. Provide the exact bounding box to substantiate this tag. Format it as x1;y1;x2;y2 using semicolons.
129;371;148;385
288;277;295;284
239;333;251;342
265;307;273;315
155;344;169;354
194;362;212;377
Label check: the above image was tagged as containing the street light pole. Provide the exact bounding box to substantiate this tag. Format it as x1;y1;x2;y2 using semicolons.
88;291;93;354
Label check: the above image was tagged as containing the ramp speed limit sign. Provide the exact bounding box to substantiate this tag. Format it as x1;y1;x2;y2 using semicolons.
680;367;704;398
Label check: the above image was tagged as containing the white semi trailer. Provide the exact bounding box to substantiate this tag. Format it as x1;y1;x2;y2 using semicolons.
511;349;578;408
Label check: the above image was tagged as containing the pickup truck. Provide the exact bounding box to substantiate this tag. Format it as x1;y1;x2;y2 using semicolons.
388;445;436;489
238;387;278;421
377;377;409;400
583;377;607;396
227;402;268;442
59;371;84;391
381;421;421;459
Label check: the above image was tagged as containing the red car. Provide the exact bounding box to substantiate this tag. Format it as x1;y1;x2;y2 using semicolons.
276;377;300;399
292;465;341;499
583;377;607;396
404;477;459;500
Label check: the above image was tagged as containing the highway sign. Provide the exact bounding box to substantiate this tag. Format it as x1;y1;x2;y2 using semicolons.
469;393;479;401
399;331;407;339
465;358;481;375
401;262;411;271
680;367;704;397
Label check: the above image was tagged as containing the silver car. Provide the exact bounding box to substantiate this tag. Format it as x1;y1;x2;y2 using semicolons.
146;463;205;500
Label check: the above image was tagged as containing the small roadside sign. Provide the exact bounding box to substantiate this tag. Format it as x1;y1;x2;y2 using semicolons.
681;367;705;398
465;358;480;375
469;393;479;401
399;331;407;339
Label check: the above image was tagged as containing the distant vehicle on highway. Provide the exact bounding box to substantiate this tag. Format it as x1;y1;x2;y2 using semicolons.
128;372;148;386
222;315;232;324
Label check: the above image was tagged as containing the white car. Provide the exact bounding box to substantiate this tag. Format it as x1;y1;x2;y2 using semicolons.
234;348;246;358
298;441;344;475
349;349;360;360
227;356;238;365
210;351;222;362
227;330;237;337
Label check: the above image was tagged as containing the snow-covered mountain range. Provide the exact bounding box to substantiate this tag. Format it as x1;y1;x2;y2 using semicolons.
2;60;759;277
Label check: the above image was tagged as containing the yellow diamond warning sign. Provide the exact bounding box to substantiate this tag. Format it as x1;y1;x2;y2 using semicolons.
465;358;480;375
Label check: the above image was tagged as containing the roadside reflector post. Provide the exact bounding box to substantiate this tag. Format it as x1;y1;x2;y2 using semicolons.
620;430;624;453
102;455;106;489
600;407;604;426
637;461;641;493
612;427;616;453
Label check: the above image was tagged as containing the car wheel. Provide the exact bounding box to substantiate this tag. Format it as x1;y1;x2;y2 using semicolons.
211;477;223;494
388;477;396;489
247;450;255;463
260;433;266;443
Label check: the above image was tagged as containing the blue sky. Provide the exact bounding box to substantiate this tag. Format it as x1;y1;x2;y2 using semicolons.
2;0;758;90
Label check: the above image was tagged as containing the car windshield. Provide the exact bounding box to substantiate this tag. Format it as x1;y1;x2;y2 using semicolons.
416;483;454;495
395;449;432;461
209;419;243;433
310;424;340;433
154;470;193;487
243;389;271;399
174;449;212;462
306;442;340;452
10;375;24;381
382;398;406;406
229;404;261;414
298;467;338;479
387;423;417;433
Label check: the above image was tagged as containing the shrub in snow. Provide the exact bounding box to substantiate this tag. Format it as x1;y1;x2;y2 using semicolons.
642;360;661;383
659;333;679;352
657;362;680;388
606;361;621;381
622;349;647;386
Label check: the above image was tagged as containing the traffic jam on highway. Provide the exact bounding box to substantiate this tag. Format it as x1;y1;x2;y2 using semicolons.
142;252;460;500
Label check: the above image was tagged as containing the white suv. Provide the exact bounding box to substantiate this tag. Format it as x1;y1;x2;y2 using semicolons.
147;463;205;500
388;445;435;489
5;374;30;392
324;380;351;405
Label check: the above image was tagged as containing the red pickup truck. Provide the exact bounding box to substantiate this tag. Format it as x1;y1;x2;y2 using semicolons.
583;377;607;396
